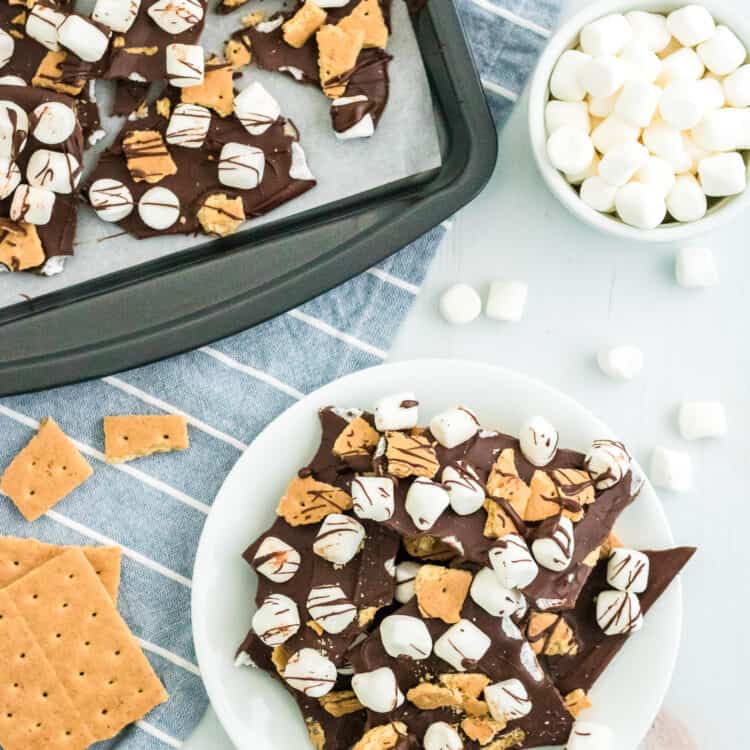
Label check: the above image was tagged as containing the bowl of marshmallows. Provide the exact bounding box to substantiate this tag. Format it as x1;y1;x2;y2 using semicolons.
528;0;750;241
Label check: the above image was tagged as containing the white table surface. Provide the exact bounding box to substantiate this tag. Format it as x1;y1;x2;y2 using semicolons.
186;2;744;746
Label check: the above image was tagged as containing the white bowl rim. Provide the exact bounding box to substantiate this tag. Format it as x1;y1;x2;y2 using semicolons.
528;0;750;243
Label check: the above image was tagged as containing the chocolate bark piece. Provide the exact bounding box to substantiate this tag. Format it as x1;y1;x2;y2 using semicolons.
112;79;151;116
538;547;696;697
349;596;573;748
84;88;315;238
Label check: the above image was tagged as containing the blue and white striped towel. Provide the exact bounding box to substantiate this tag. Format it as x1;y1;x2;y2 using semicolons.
0;3;560;747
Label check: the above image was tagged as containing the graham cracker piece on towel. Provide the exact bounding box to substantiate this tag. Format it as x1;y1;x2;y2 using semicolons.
103;415;189;464
3;549;168;743
0;537;121;603
0;418;93;522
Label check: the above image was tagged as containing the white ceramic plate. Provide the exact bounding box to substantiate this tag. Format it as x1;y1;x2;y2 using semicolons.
192;360;681;750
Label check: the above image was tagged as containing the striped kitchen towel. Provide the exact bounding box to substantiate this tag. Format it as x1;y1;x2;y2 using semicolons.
0;2;561;748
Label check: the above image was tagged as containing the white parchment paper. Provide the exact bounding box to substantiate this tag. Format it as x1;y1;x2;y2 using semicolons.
0;0;441;309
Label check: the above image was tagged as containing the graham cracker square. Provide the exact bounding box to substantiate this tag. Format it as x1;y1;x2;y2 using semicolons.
3;549;168;743
0;418;94;522
103;415;189;464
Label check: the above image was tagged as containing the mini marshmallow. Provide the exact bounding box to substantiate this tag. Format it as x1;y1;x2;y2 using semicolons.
166;43;204;88
332;96;375;140
547;126;595;175
580;176;618;213
0;101;29;159
678;401;727;439
0;158;20;199
667;175;707;222
138;186;180;230
614;81;661;128
352;667;404;713
93;0;141;33
430;407;479;449
565;153;600;186
599;141;649;186
698;25;746;76
584;439;631;490
26;149;80;194
283;648;336;697
607;548;650;593
252;593;300;646
148;0;204;35
666;5;716;47
423;722;463;750
659;47;705;83
588;92;618;118
313;0;350;6
615;182;667;229
696;76;725;110
351;475;395;522
434;619;491;672
519;415;558;467
252;536;301;582
698;152;747;197
550;50;590;102
597;345;644;380
484;678;532;722
675;246;718;287
659;80;705;130
567;721;614;750
488;535;539;589
306;584;356;634
235;81;280;135
395;561;421;603
289;142;314;181
218;142;265;190
443;462;485;515
165;102;211;148
380;615;433;660
634;156;676;198
0;28;14;69
26;4;66;51
643;121;691;172
31;102;76;145
486;280;528;322
470;567;525;618
580;14;633;57
313;513;365;566
596;589;643;635
58;15;110;63
0;76;26;86
625;11;671;53
619;39;662;84
650;445;693;492
89;178;134;222
439;283;481;324
404;478;451;530
545;100;590;134
692;108;750;152
579;56;626;98
10;184;55;225
591;115;640;154
532;516;575;572
723;65;750;108
374;392;418;431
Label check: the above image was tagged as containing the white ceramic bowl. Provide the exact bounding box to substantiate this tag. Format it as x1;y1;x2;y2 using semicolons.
528;0;750;243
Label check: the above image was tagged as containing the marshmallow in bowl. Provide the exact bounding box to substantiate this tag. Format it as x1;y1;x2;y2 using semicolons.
430;407;479;449
666;174;707;221
373;392;418;431
650;445;692;492
675;245;718;287
678;400;727;439
546;126;595;174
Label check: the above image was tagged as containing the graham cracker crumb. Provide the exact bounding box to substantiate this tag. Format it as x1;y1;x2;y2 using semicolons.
385;431;439;478
306;719;326;750
461;716;508;745
197;193;245;237
352;722;408;750
277;476;352;526
122;130;178;184
0;220;45;272
415;565;471;623
32;51;85;95
283;1;327;49
182;61;234;117
333;416;379;461
317;24;365;99
319;690;363;717
564;689;592;718
225;38;252;68
338;0;389;49
527;612;578;657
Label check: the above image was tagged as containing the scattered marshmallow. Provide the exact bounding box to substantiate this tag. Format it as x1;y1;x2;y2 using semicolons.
486;280;528;322
547;126;595;175
405;477;451;531
252;593;300;646
634;156;676;197
423;723;463;750
235;81;281;136
352;667;404;713
597;345;644;380
58;14;110;63
519;415;559;467
283;648;336;698
567;721;615;750
166;43;205;88
0;102;29;158
488;535;539;589
218;142;265;190
607;548;650;593
599;141;649;186
667;175;707;222
614;80;662;128
678;401;727;439
580;14;633;57
433;619;491;672
675;246;718;287
484;678;532;722
698;25;746;77
439;283;481;325
659;80;705;130
89;178;134;222
31;101;76;145
138;186;180;230
532;516;575;572
306;584;356;634
26;149;80;194
698;152;747;196
313;514;365;566
723;65;750;108
148;0;204;35
380;615;433;660
584;439;631;490
550;50;590;102
93;0;141;33
351;476;395;522
666;5;716;47
659;47;705;83
591;115;640;154
373;392;418;431
545;100;590;134
165;102;211;148
615;181;667;229
650;445;693;492
252;536;301;582
10;184;55;225
26;4;65;51
625;11;671;53
580;176;618;213
580;56;626;98
430;407;479;449
0;158;20;199
443;462;485;516
394;561;421;603
0;28;14;69
470;567;525;618
596;589;643;635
